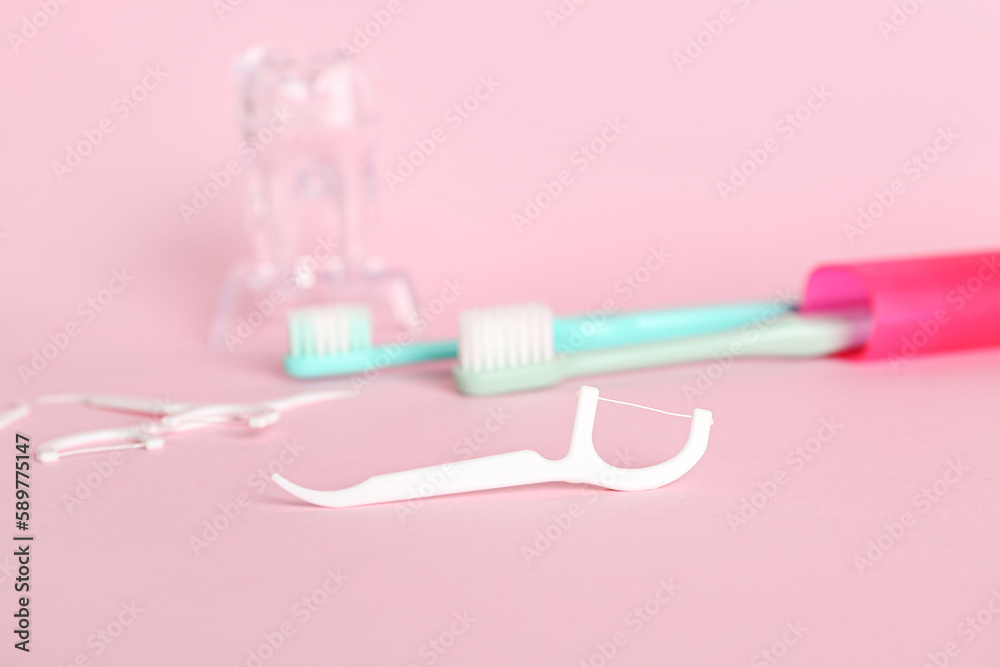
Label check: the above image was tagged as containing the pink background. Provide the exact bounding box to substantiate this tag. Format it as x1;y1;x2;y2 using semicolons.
2;0;1000;664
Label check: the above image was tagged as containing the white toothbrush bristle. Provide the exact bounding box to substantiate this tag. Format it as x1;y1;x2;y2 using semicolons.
458;303;555;372
288;305;372;357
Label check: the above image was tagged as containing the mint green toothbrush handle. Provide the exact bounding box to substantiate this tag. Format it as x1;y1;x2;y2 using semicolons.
554;301;788;352
560;311;866;379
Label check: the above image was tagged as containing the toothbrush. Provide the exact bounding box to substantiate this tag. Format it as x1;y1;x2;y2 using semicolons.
454;309;871;396
285;304;457;378
453;249;1000;396
284;300;789;378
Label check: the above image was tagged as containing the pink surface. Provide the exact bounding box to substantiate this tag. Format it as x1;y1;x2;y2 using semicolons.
2;0;1000;665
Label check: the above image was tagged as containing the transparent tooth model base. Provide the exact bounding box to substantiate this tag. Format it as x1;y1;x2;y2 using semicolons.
211;47;418;353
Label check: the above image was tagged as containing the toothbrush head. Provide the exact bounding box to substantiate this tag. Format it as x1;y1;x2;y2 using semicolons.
285;304;459;379
285;305;374;377
454;303;563;395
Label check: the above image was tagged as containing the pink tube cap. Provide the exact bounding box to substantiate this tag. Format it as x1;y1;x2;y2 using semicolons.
802;250;1000;360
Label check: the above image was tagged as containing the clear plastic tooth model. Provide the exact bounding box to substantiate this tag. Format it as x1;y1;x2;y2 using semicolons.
212;47;418;353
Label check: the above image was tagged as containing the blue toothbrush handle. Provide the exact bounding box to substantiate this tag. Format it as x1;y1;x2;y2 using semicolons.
285;340;457;378
390;340;458;365
553;301;790;353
